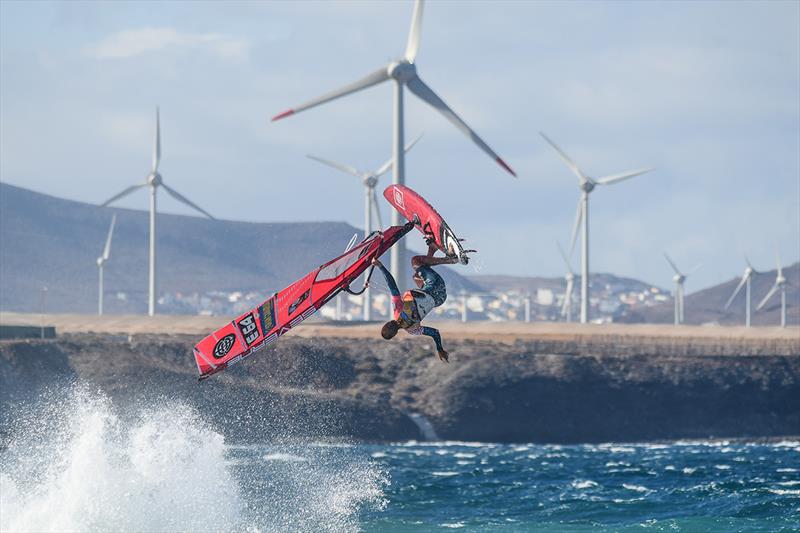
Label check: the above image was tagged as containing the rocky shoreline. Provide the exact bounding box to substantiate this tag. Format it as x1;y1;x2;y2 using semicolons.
1;328;798;444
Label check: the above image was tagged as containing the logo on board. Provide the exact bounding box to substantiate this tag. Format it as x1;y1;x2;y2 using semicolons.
213;334;236;359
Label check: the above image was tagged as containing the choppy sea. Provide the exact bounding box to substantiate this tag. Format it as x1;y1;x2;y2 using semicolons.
1;389;798;532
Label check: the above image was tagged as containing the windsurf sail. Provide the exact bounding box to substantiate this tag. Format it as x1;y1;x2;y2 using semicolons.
193;224;411;380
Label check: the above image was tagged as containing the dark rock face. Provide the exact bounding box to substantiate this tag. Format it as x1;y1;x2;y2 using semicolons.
1;333;798;443
422;353;800;443
0;340;75;407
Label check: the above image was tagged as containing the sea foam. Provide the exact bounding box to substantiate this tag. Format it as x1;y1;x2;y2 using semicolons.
0;387;241;532
0;386;386;533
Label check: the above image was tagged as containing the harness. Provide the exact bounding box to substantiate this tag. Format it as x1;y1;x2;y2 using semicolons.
397;291;421;328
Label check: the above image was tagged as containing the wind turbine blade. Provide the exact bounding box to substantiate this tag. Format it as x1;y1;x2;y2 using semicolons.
687;263;703;275
371;189;384;228
776;250;782;276
306;155;363;178
153;107;161;173
724;275;748;310
568;199;582;255
374;132;424;177
664;253;682;276
756;284;779;311
405;131;424;152
539;131;587;182
102;214;117;260
101;184;147;207
405;0;424;62
344;233;359;253
556;241;572;272
162;184;215;220
595;167;654;186
271;67;390;121
406;75;516;176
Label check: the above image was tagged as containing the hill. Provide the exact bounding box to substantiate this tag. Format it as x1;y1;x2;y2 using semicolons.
619;263;800;326
0;182;478;314
468;267;799;326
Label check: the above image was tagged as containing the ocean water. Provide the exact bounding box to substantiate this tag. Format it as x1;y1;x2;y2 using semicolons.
1;389;798;532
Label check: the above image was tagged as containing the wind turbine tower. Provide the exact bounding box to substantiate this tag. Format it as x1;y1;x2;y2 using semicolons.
101;108;215;316
273;0;515;285
307;134;423;320
757;252;788;327
664;253;700;325
557;241;575;323
724;257;758;327
97;214;116;315
541;132;653;323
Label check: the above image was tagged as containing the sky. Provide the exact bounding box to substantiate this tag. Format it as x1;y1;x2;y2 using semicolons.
1;0;798;290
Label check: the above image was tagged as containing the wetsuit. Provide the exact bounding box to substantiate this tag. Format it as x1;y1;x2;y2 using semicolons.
376;262;446;352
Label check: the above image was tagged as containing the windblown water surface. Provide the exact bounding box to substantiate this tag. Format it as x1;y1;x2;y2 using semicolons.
1;388;797;532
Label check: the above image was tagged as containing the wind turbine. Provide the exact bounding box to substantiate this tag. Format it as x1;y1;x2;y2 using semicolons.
308;134;423;320
664;253;700;325
557;241;575;323
540;132;653;323
97;214;116;316
756;251;788;327
724;257;758;327
272;0;516;285
101;108;215;316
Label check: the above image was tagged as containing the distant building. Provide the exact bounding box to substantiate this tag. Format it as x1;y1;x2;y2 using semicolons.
536;289;554;306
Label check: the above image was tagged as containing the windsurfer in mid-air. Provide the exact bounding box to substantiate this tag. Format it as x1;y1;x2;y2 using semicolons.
372;241;458;362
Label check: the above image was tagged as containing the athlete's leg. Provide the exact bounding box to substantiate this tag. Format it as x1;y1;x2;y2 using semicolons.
411;254;458;269
414;265;447;306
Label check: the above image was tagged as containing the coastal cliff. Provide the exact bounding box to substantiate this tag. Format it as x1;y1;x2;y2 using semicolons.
2;328;798;443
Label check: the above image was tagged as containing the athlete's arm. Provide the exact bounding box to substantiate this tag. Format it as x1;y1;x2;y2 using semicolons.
373;258;400;297
411;326;448;362
372;258;403;316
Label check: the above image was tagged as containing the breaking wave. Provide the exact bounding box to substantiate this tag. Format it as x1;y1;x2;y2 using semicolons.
0;386;386;532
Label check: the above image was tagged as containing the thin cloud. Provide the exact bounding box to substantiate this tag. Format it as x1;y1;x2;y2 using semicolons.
88;27;249;61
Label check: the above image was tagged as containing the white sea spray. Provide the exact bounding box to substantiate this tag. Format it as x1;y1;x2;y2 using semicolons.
0;385;387;533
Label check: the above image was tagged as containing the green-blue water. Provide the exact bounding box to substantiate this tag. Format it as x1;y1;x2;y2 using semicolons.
350;441;800;531
2;391;798;532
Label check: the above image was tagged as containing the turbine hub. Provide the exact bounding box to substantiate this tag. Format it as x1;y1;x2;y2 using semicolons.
777;275;787;286
674;274;685;284
97;257;104;267
148;172;162;187
566;273;575;281
388;60;417;83
581;181;595;193
364;175;378;188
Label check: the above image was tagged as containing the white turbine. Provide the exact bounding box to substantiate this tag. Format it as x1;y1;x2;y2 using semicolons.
273;0;516;285
557;241;575;323
308;134;422;320
101;108;214;316
756;251;788;327
724;256;758;327
524;293;531;323
96;214;117;316
541;132;653;323
664;253;701;325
